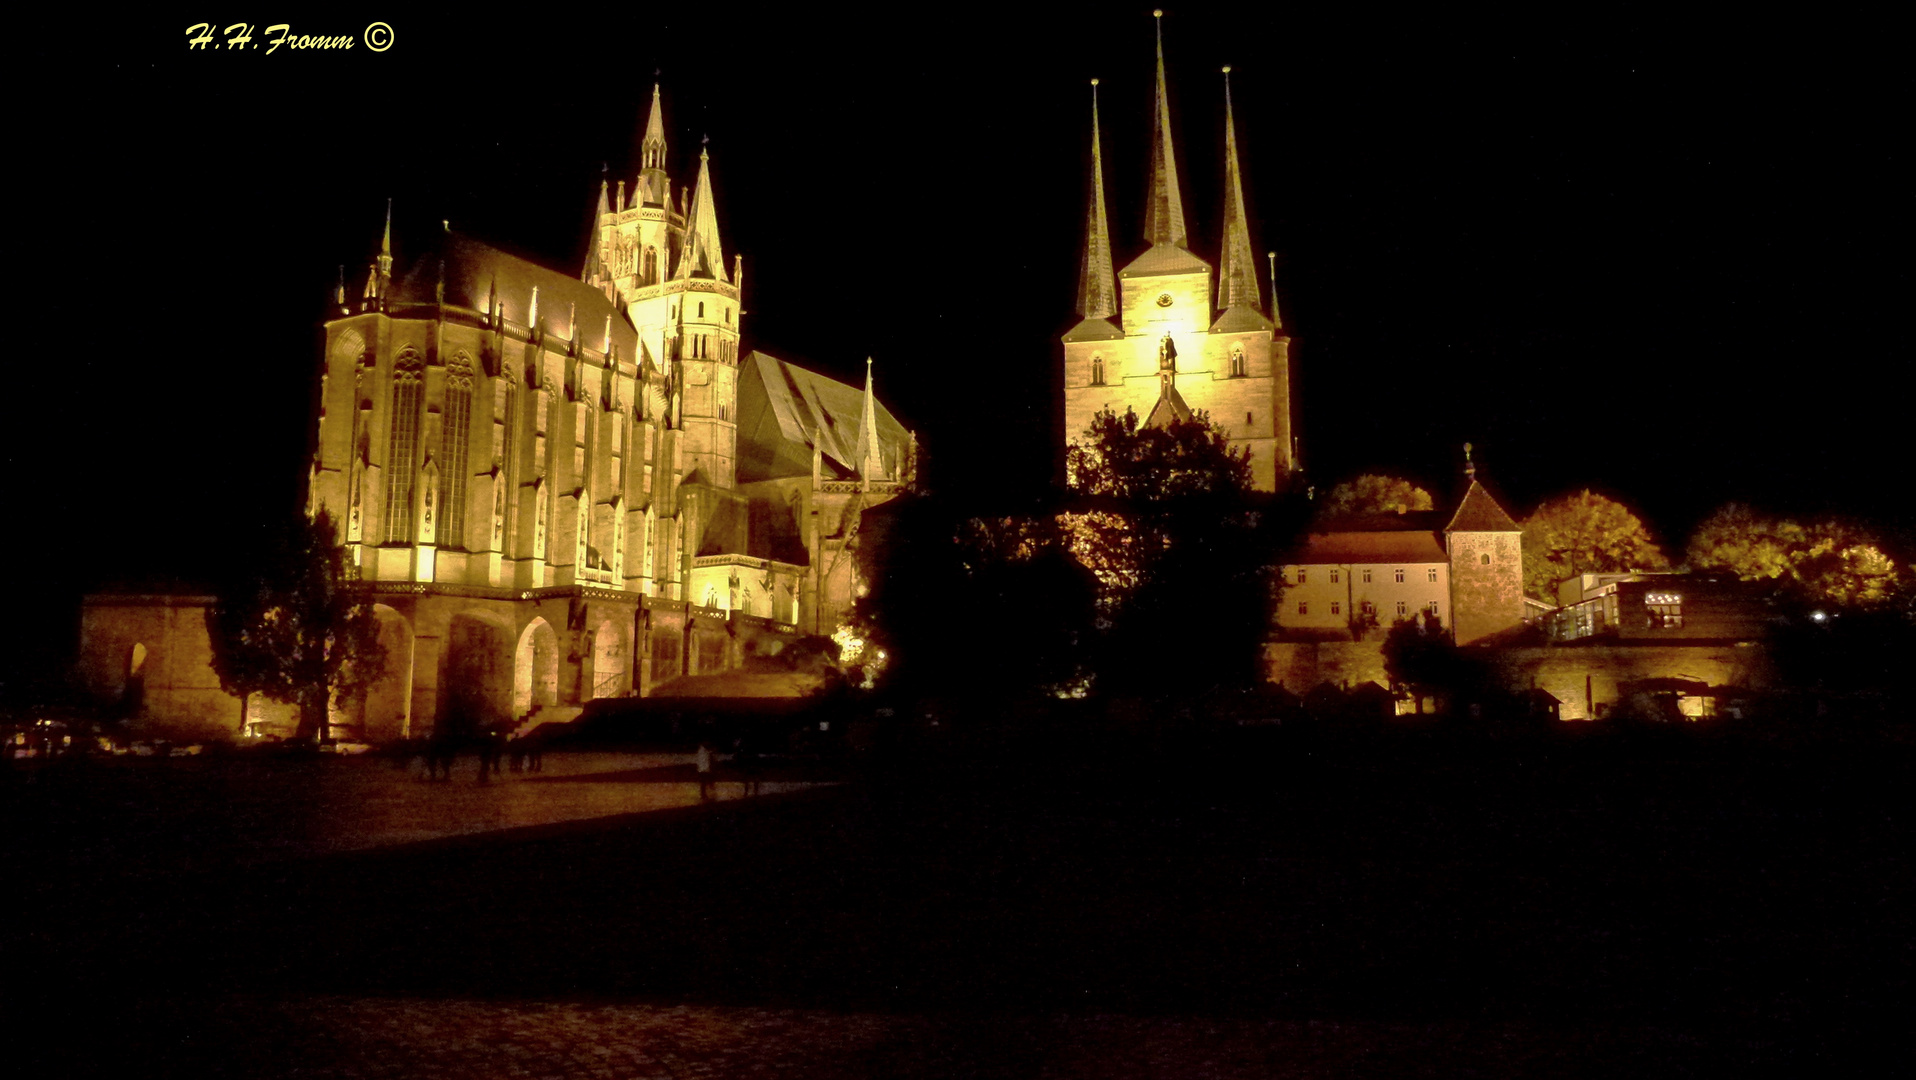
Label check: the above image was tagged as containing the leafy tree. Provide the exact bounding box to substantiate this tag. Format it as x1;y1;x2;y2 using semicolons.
1687;504;1902;608
1064;407;1291;697
1321;474;1434;516
208;509;383;742
1521;490;1670;602
1381;613;1458;714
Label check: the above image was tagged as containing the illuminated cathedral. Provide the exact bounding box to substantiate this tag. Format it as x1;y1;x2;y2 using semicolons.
80;85;914;741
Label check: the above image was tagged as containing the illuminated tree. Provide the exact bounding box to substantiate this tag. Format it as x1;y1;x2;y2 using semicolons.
1521;490;1670;601
1321;474;1434;516
1687;504;1902;608
208;508;384;742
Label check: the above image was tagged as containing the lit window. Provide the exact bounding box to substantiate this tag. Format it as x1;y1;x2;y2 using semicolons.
440;356;474;550
1330;569;1340;584
1396;601;1408;617
1394;568;1405;583
1331;601;1342;616
1427;568;1438;583
383;351;424;543
1298;602;1308;616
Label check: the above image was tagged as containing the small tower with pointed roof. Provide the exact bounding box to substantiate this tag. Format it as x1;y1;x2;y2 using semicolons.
1060;11;1295;490
1445;443;1527;644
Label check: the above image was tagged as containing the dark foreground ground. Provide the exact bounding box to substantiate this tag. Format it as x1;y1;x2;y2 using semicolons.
6;723;1912;1077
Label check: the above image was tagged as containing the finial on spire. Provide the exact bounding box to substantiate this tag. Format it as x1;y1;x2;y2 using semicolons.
1266;251;1283;329
1463;442;1476;480
1145;9;1188;248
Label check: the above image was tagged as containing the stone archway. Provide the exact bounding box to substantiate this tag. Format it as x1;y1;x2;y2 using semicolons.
513;617;560;720
589;619;625;699
354;605;414;742
442;610;515;736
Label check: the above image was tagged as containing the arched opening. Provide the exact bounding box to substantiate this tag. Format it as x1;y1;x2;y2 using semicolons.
441;610;514;737
513;617;560;719
354;605;414;742
122;642;149;717
590;620;624;699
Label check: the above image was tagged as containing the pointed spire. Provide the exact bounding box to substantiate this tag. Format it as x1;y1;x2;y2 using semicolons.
334;266;346;307
1217;66;1261;312
584;169;610;281
1077;79;1118;320
528;285;540;332
1144;10;1188;248
674;138;727;282
487;275;498;323
642;81;668;171
1267;251;1284;330
377;199;393;278
859;357;885;487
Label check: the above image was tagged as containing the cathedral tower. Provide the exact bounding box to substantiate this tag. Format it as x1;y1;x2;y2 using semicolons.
1061;12;1295;491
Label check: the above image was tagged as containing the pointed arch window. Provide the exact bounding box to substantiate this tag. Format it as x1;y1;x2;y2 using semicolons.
441;356;475;550
642;247;658;284
1230;346;1246;377
383;351;424;543
1091;354;1105;386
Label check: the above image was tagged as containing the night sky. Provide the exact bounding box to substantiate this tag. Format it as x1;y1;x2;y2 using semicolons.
14;9;1905;677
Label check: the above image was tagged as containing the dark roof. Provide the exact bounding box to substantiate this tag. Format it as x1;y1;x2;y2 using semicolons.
1292;530;1449;565
1143;385;1193;428
391;231;638;360
1446;480;1521;533
1119;242;1211;278
1310;510;1450;533
736;351;911;483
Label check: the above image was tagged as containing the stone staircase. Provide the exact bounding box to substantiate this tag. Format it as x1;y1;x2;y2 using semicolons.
511;706;583;740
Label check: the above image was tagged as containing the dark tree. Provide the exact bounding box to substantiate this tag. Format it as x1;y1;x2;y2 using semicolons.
1382;612;1464;715
208;509;383;742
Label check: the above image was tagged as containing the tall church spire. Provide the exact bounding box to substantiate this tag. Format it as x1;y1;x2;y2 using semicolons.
859;357;885;488
376;199;394;280
1144;10;1188;248
583;168;610;281
1217;66;1260;312
1077;79;1117;321
674;140;726;282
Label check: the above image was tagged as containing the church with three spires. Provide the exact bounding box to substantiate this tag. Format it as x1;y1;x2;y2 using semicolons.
1063;14;1295;492
1066;13;1527;659
79;85;915;741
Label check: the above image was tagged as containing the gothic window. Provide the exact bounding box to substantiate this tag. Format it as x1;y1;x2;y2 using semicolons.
1230;346;1246;377
441;357;474;549
642;247;658;283
383;352;424;542
1091;355;1105;385
1427;568;1439;582
1394;568;1406;583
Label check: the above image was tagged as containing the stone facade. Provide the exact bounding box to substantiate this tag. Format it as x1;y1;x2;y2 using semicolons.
82;84;914;741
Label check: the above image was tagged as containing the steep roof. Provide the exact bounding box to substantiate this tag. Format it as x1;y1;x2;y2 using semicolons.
1446;480;1521;532
1062;316;1125;343
1120;242;1211;279
391;231;637;359
1292;530;1449;565
1209;305;1273;334
736;351;911;483
1143;384;1193;428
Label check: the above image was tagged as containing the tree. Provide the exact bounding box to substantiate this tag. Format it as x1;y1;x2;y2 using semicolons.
1064;407;1292;697
208;508;384;742
1321;474;1434;516
1687;504;1903;608
1381;612;1458;715
1521;490;1670;602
